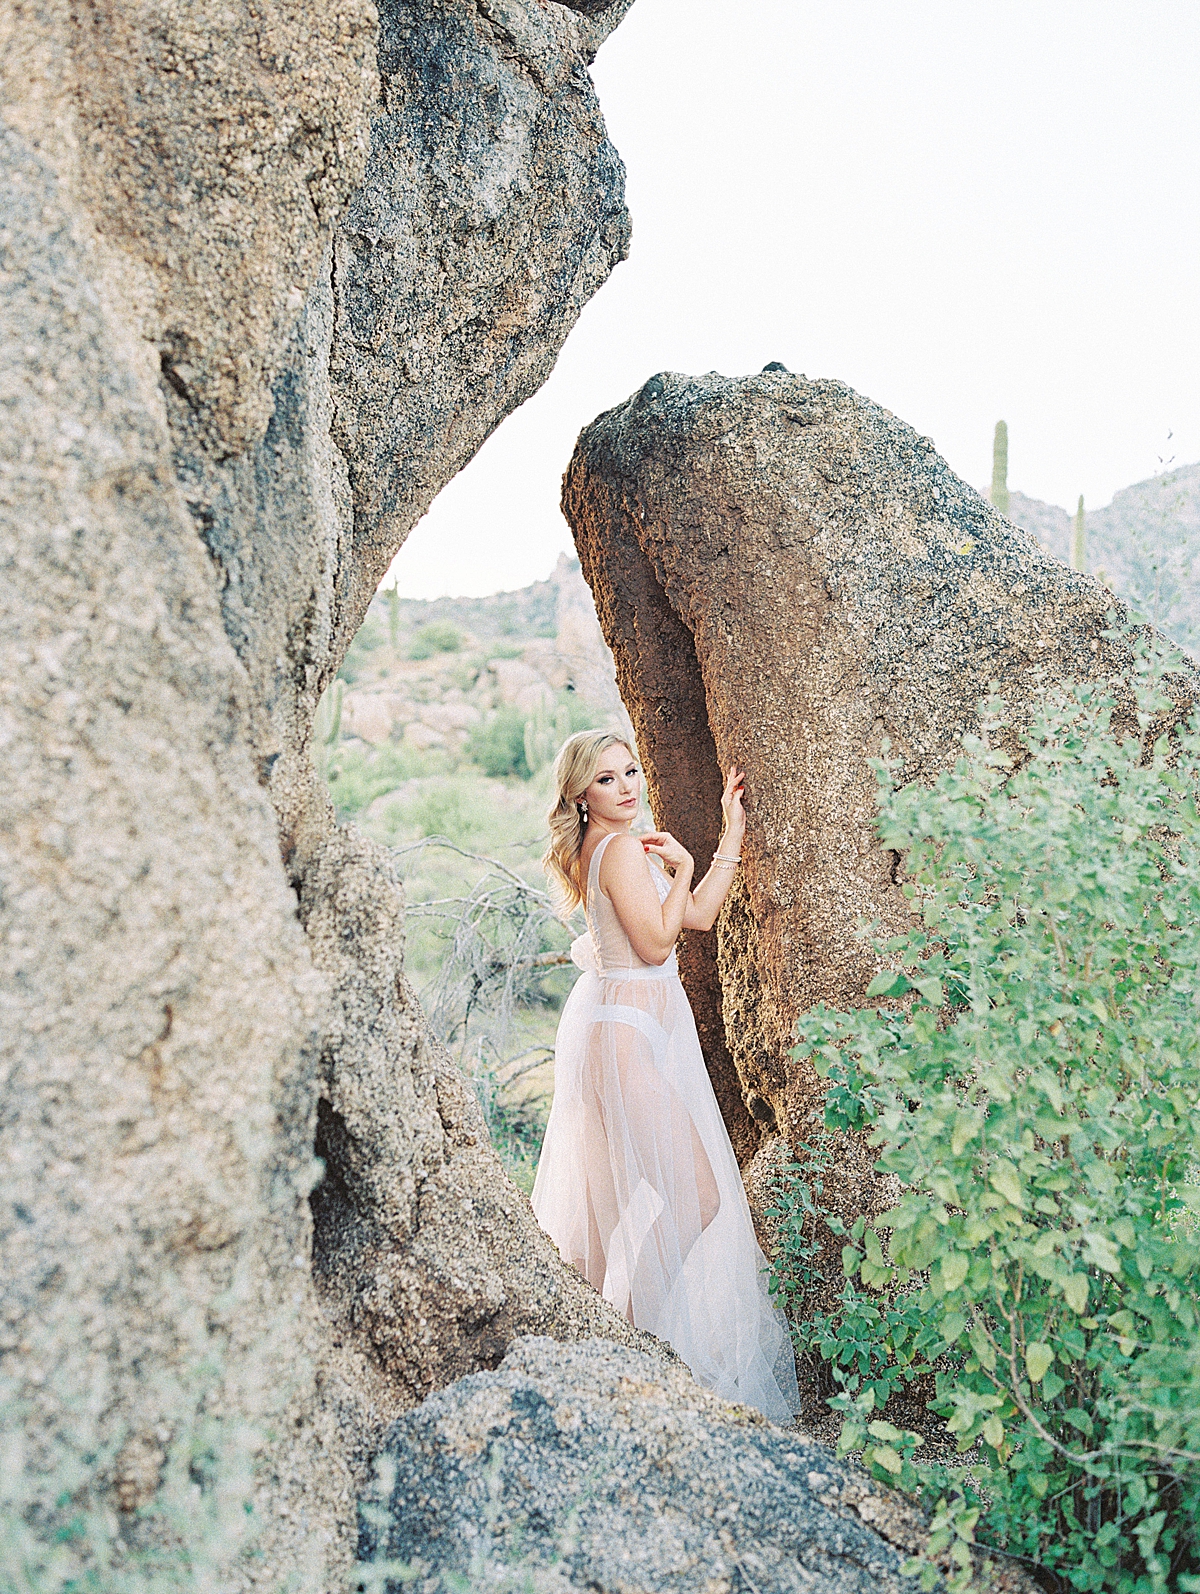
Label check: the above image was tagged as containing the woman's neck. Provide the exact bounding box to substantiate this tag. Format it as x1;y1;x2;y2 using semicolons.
585;816;634;840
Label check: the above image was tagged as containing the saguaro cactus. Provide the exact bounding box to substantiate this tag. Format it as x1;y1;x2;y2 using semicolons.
386;584;400;656
1070;495;1086;572
312;677;345;777
990;420;1010;515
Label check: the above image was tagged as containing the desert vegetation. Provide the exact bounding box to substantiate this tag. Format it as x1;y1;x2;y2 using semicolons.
768;637;1200;1591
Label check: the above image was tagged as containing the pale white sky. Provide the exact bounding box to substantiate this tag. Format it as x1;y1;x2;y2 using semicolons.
389;0;1200;600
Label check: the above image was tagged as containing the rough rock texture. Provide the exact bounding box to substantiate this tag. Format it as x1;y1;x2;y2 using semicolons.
361;1336;1036;1593
225;0;655;1462
563;369;1147;1166
1;1;655;1587
2;0;378;453
0;64;362;1594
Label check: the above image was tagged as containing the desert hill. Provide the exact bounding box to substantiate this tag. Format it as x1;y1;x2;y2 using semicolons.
332;551;629;762
1009;460;1200;653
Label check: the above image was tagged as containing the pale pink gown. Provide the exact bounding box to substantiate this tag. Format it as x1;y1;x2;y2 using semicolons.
531;832;801;1422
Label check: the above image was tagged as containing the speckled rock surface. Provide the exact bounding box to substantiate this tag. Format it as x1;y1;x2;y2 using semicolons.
0;118;348;1588
1;1;647;1587
563;369;1145;1163
361;1336;1036;1593
3;0;377;457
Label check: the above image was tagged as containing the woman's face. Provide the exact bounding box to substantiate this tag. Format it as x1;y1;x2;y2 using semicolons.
582;745;641;826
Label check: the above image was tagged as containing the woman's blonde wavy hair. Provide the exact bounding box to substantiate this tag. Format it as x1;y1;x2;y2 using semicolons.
543;729;635;916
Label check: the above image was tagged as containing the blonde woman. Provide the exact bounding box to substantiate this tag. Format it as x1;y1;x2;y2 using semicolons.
531;730;800;1422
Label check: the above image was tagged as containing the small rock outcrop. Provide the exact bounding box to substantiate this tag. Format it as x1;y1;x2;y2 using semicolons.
361;1336;1035;1593
563;370;1151;1167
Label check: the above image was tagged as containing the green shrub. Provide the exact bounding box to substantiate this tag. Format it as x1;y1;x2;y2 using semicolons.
324;743;443;817
467;706;532;779
407;622;463;660
778;647;1200;1592
403;782;489;845
466;694;605;781
449;657;483;693
468;1053;551;1197
767;1141;932;1410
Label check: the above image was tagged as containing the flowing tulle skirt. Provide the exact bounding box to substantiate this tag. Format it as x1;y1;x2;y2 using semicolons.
531;939;800;1423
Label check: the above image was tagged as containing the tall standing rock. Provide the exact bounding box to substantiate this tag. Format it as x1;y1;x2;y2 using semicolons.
1;0;651;1586
564;369;1130;1168
164;0;654;1451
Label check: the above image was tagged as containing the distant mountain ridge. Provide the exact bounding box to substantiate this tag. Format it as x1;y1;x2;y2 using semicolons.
1008;461;1200;655
379;461;1200;685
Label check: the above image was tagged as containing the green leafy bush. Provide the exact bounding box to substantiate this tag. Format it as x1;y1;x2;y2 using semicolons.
780;652;1200;1592
324;742;443;817
448;656;483;693
467;706;533;779
766;1143;932;1411
465;694;601;781
407;622;463;659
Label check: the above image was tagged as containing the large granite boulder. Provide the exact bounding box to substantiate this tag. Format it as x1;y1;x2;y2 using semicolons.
1;0;652;1586
563;368;1151;1170
361;1336;1035;1593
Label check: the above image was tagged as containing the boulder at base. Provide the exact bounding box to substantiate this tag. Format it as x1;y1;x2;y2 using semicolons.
361;1336;1035;1593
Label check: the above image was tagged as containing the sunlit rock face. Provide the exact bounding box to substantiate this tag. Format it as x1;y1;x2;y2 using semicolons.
1;0;650;1585
563;369;1143;1177
163;0;653;1465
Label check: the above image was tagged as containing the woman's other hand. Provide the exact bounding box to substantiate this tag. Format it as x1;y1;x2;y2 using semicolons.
641;831;693;875
719;764;746;849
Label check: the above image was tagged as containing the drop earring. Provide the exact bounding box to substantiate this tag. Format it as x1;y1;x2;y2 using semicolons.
577;799;588;817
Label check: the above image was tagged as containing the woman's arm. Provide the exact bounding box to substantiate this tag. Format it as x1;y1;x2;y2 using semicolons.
680;764;746;932
599;833;694;965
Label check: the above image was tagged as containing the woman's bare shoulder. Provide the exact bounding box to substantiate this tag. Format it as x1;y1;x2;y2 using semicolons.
599;832;646;865
596;832;651;888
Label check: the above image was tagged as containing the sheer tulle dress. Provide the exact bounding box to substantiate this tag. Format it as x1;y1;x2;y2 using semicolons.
531;832;801;1422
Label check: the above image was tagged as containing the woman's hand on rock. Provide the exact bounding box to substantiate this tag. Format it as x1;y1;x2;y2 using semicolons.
719;764;746;849
641;831;693;875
